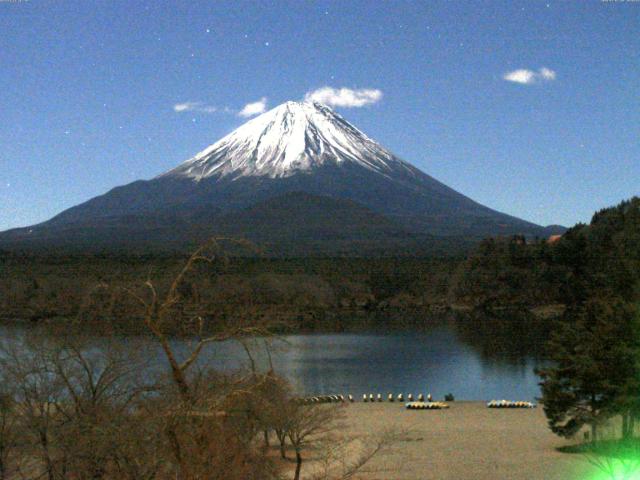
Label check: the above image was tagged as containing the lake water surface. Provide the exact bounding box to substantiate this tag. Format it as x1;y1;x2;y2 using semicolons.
246;327;543;401
1;323;545;402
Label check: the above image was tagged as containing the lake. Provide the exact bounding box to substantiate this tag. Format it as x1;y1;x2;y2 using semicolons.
1;322;545;402
167;323;545;401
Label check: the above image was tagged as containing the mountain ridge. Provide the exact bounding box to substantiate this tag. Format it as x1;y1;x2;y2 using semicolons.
0;101;564;255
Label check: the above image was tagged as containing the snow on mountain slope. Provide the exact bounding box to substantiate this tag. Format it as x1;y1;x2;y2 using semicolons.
161;101;415;180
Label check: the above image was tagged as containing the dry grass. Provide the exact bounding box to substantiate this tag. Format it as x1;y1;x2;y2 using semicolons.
300;401;599;480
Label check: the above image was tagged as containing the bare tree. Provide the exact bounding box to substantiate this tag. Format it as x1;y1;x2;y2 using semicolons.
271;399;406;480
284;403;343;480
1;333;68;480
108;406;165;480
50;334;154;479
257;373;293;459
0;327;156;480
93;238;288;480
310;428;407;480
0;383;20;480
106;238;271;403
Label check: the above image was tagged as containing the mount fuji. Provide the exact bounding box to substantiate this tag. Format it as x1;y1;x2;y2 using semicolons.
0;101;562;255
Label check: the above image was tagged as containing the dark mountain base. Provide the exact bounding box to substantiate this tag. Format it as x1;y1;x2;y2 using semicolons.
0;192;479;256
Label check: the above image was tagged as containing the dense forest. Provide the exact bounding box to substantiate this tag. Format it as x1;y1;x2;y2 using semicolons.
451;196;640;448
2;197;638;338
535;197;640;445
454;196;640;311
0;253;458;331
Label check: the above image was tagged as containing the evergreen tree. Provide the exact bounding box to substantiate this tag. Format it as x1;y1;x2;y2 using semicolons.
537;300;640;441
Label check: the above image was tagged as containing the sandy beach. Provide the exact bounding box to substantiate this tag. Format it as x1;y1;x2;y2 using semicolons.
306;401;598;480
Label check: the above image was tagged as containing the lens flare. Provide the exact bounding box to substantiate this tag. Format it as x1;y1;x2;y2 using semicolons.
584;459;640;480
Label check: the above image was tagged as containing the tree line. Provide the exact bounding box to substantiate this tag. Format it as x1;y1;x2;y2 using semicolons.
536;198;640;444
456;197;640;444
0;253;457;331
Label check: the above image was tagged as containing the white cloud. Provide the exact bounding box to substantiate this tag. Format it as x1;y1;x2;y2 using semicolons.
503;69;537;85
173;102;217;113
538;67;556;81
503;67;557;85
304;87;383;107
238;97;268;118
173;102;194;112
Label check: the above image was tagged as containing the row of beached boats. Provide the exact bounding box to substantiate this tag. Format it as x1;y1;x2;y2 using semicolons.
296;395;346;405
362;393;434;403
405;401;450;410
297;393;435;404
295;395;536;409
486;400;536;408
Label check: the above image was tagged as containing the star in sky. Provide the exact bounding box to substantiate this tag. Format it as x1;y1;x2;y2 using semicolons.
0;0;637;232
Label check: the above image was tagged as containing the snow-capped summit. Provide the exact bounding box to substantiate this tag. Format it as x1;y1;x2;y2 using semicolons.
162;101;410;180
0;99;562;254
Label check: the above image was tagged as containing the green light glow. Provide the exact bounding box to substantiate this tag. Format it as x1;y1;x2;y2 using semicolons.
585;460;640;480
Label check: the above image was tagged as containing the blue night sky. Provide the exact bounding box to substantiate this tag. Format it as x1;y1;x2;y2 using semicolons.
1;0;638;231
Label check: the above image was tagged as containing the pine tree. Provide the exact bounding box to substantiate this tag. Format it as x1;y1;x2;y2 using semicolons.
537;300;640;441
